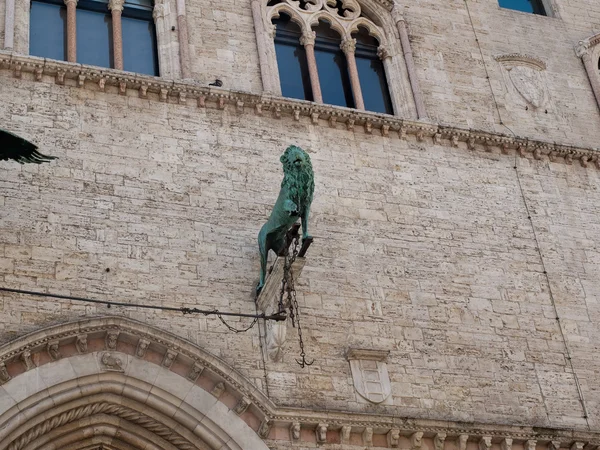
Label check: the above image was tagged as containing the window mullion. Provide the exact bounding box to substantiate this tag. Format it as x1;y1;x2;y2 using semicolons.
300;32;323;104
109;0;124;70
64;0;77;62
341;37;365;111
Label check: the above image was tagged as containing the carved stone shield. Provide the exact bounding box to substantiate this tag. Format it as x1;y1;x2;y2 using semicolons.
508;66;546;108
349;358;391;404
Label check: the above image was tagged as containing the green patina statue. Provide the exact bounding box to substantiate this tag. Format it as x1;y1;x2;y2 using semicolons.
0;129;57;164
257;145;314;294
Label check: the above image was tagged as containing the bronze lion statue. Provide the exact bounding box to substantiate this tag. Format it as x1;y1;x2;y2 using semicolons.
257;145;314;294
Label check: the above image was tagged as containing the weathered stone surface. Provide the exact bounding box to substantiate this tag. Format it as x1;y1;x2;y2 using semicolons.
1;0;600;447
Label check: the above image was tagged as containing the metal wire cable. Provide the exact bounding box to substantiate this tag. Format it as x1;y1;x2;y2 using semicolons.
0;287;287;323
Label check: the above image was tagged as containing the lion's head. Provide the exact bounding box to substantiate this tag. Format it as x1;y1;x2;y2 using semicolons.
280;145;314;210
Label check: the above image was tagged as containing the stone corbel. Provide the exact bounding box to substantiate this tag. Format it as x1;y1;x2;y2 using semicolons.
435;433;447;450
76;334;88;353
315;423;328;444
290;422;301;440
162;349;177;367
136;338;150;358
459;434;469;450
341;426;352;444
387;428;400;447
502;438;513;450
21;350;34;371
0;362;11;384
234;397;251;415
363;427;374;447
480;436;492;450
411;431;424;450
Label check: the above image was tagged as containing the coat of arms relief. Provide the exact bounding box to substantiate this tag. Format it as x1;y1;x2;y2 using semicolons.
495;54;550;110
347;348;392;405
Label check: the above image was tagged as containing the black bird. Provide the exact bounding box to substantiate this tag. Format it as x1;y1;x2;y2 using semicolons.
0;128;57;164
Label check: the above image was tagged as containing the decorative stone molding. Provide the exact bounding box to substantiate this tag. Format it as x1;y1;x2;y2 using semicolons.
503;437;514;450
575;33;600;111
495;54;546;70
3;308;600;448
0;52;597;168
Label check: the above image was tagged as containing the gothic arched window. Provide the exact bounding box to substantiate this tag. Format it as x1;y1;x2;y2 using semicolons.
29;0;158;76
266;0;395;115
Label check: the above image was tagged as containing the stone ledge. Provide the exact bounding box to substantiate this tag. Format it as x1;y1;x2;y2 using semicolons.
0;51;598;169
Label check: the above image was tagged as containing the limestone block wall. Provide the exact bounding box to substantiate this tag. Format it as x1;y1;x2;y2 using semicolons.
0;66;600;435
4;0;600;149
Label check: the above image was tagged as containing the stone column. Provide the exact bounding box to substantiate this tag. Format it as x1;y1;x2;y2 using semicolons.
576;40;600;111
300;32;322;104
392;5;427;119
175;0;191;78
4;0;15;50
109;0;125;70
64;0;78;62
341;37;364;110
251;0;281;94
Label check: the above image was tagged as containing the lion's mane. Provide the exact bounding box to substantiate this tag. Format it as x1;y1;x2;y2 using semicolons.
280;146;314;212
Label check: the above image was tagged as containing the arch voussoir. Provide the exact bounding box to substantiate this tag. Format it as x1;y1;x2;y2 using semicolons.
0;316;273;450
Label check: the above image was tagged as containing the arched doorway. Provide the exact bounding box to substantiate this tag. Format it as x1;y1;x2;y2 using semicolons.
0;317;273;450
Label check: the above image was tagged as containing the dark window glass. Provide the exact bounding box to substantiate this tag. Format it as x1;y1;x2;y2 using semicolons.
313;20;354;108
353;27;393;114
125;0;152;10
122;14;159;75
76;2;113;68
498;0;547;15
30;1;67;61
273;14;313;101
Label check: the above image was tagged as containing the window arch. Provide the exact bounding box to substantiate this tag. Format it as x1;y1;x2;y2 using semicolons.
29;0;160;76
259;0;406;116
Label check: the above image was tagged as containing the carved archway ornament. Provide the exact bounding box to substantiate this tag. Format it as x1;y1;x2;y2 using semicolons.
2;316;600;449
0;316;272;450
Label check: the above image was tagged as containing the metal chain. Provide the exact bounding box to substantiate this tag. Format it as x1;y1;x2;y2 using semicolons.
279;234;313;368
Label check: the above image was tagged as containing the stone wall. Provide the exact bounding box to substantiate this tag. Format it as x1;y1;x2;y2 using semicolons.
0;68;599;433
